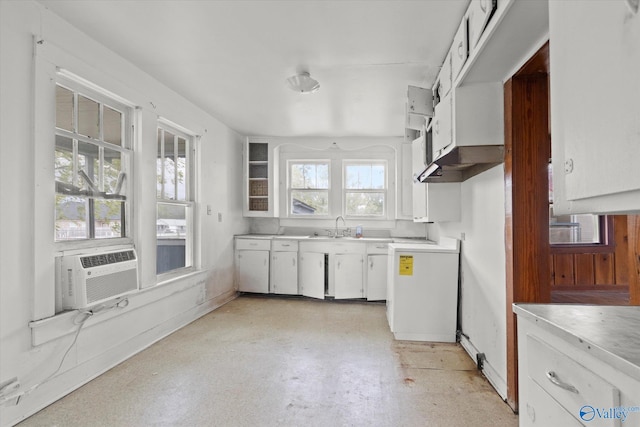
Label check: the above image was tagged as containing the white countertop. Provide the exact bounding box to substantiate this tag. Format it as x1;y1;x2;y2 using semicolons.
513;304;640;382
235;234;434;244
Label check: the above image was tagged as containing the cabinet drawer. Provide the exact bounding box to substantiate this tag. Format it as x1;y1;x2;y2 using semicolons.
236;238;271;251
271;240;299;251
527;334;620;426
523;379;583;427
366;243;389;255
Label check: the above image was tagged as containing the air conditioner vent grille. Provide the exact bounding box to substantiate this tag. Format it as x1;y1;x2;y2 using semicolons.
80;250;136;269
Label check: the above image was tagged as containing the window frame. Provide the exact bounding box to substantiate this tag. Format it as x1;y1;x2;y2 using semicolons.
550;216;614;254
54;74;134;248
287;159;332;218
342;160;388;219
156;121;197;277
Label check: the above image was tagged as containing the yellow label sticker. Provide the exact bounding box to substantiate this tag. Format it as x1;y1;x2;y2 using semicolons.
399;255;413;276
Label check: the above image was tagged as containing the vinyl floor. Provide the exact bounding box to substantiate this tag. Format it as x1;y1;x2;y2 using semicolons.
18;295;518;427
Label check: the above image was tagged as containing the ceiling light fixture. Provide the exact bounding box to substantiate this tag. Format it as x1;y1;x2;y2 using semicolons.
285;72;320;94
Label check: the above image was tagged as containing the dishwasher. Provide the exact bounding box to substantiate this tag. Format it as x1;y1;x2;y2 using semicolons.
386;237;460;342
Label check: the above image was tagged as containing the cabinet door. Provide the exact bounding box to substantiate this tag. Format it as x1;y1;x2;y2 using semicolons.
299;252;325;299
467;0;495;51
450;17;468;82
550;1;640;214
367;254;388;301
432;94;452;158
334;253;364;299
236;250;269;293
270;251;298;295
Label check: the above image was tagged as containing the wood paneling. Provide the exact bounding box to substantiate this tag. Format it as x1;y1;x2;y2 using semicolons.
554;254;574;285
549;216;629;288
630;216;640;305
504;42;551;410
594;254;615;285
574;254;595;285
614;215;629;285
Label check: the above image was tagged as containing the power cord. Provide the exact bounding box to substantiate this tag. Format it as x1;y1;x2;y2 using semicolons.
2;298;129;405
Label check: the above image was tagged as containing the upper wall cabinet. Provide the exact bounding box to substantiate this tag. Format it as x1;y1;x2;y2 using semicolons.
467;0;497;52
550;0;640;214
244;138;276;217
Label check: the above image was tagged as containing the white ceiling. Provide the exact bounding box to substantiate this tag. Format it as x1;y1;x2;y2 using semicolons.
39;0;469;138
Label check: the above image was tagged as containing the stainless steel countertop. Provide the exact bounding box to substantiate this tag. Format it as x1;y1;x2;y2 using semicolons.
513;304;640;381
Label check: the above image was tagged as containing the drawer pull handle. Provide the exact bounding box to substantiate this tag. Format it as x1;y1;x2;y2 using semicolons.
546;371;579;394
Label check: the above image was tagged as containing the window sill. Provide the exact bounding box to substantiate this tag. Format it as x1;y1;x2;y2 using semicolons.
30;269;208;347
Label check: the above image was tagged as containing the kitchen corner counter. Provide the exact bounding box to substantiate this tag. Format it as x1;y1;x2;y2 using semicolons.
513;303;640;382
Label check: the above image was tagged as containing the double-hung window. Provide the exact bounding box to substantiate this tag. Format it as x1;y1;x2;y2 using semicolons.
343;161;387;217
288;161;330;216
54;79;132;242
156;124;195;275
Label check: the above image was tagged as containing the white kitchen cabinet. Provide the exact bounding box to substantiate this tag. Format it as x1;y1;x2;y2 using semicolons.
398;142;414;219
366;250;388;301
270;240;298;295
235;238;270;293
514;304;640;427
450;17;469;82
244;138;277;217
550;1;640;214
412;182;461;223
299;251;325;299
467;0;497;51
334;253;364;299
431;93;452;157
431;82;503;163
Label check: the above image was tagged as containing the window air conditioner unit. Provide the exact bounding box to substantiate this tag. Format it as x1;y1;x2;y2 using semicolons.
58;249;139;310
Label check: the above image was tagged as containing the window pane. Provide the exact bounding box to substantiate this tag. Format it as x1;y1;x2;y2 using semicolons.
550;212;600;244
55;195;88;241
55;135;74;186
78;95;100;139
346;192;385;216
104;147;123;195
157;203;188;274
176;137;187;201
157;129;163;198
345;164;385;189
56;85;74;132
103;105;122;146
77;141;100;191
291;191;329;215
94;199;124;239
291;163;329;189
164;132;176;200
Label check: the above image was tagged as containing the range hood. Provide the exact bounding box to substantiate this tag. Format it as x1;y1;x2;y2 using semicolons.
415;145;504;183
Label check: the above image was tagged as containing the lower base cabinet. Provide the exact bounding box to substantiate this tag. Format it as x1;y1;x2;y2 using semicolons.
235;237;270;293
299;251;325;299
334;253;364;299
515;304;640;427
366;254;388;301
236;250;269;293
270;240;299;294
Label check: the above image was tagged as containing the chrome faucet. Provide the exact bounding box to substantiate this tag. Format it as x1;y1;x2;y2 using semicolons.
335;215;345;237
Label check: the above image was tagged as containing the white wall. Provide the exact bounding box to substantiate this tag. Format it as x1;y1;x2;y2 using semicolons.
427;165;507;398
0;2;248;425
